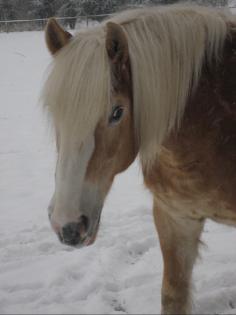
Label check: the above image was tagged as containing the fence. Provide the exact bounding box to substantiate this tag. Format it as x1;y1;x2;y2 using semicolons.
0;6;236;33
0;14;112;33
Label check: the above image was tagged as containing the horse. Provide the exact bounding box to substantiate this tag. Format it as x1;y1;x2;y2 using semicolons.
42;4;236;314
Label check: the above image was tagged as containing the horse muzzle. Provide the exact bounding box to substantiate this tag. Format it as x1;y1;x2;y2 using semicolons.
49;212;100;248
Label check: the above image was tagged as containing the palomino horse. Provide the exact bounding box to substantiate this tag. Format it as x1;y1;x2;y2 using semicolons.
42;4;236;314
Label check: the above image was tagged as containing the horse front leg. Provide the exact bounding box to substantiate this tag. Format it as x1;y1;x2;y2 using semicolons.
153;199;204;314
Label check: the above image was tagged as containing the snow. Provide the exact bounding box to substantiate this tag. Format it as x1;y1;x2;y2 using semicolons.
229;0;236;13
0;30;236;314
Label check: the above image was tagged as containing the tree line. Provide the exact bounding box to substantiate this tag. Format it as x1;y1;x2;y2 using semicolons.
0;0;228;22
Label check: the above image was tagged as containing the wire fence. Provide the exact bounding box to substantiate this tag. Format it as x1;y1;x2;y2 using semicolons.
0;14;113;33
0;6;235;33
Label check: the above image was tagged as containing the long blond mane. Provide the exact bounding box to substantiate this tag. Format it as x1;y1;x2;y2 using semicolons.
43;27;111;144
43;4;233;167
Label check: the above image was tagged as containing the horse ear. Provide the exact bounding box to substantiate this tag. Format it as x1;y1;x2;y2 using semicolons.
106;22;129;65
45;18;72;55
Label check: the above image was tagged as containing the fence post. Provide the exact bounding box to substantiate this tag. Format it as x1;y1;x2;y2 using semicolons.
86;15;88;27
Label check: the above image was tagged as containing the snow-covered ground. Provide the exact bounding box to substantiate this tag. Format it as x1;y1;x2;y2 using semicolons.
0;29;236;314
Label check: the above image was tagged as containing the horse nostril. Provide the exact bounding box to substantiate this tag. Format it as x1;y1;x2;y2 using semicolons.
79;215;89;233
61;216;89;246
62;222;80;246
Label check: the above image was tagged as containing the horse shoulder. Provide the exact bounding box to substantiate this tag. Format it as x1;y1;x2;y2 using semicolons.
143;26;236;224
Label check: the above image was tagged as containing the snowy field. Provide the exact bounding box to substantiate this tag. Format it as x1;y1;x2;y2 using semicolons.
0;30;236;315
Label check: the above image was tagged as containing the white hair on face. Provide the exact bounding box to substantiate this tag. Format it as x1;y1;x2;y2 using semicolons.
42;27;111;144
42;4;234;168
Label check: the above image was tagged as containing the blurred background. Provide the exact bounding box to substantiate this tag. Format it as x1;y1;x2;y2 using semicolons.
0;0;234;32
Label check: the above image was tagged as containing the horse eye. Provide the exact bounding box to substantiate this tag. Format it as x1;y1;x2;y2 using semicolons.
109;106;124;124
